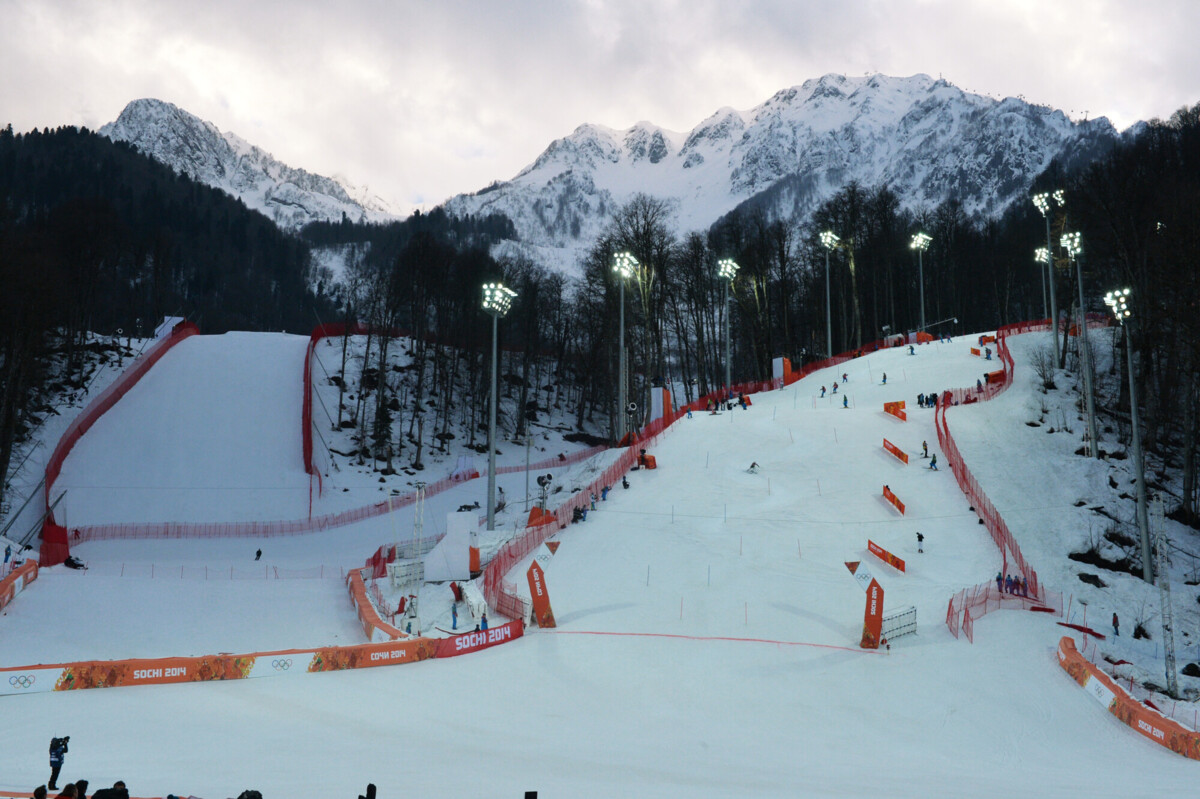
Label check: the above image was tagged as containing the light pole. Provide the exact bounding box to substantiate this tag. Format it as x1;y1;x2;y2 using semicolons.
1033;190;1065;366
613;252;638;442
482;281;516;531
1104;287;1152;583
1062;231;1099;459
910;232;931;332
718;258;739;401
1034;247;1051;324
819;231;839;358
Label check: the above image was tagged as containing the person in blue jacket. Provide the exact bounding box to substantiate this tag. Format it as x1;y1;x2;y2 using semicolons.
48;736;68;790
480;613;489;631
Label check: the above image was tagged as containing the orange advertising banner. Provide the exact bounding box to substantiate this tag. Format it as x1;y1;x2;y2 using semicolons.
970;347;981;356
526;559;557;628
0;560;38;612
882;485;906;515
868;539;906;572
861;579;884;649
883;401;907;421
1057;636;1200;759
986;370;1005;384
882;439;909;464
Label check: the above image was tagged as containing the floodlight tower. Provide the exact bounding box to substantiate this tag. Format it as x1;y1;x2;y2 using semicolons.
1034;247;1051;323
612;252;638;442
819;231;840;358
1104;287;1152;583
1062;231;1099;459
482;281;517;531
717;258;739;400
910;232;932;332
1032;190;1065;365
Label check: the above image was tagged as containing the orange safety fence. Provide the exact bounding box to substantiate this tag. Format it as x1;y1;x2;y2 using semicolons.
347;569;408;641
1058;636;1200;758
41;320;200;565
882;439;909;464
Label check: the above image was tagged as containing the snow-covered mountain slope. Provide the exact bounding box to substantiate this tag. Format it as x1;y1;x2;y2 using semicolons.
100;99;397;230
444;73;1119;270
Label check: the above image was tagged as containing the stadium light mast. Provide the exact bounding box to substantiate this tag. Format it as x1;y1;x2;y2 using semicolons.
718;258;739;400
612;252;638;443
819;231;840;358
1034;247;1051;325
910;232;932;332
1104;287;1152;583
1062;231;1099;460
1033;190;1064;365
482;281;516;531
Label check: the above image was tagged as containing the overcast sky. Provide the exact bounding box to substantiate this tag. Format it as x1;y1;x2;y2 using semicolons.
2;0;1197;214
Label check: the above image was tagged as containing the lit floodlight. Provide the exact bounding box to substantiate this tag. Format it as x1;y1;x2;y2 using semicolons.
1053;189;1065;205
1104;287;1132;322
717;257;739;281
481;282;517;317
819;230;840;250
612;251;638;280
1034;246;1050;264
1061;231;1082;258
1032;192;1049;215
910;232;932;251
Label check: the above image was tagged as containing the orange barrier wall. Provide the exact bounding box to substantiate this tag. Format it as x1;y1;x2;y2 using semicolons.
0;621;523;696
970;347;981;356
1057;637;1200;759
882;485;906;515
527;560;556;628
346;569;407;641
882;439;909;464
868;540;906;572
883;401;907;421
0;560;38;613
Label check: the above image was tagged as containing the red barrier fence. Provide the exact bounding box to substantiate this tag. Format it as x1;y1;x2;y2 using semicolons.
41;321;200;565
0;560;38;612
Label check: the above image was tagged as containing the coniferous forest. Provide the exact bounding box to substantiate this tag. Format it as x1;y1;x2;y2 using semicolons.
1;104;1199;515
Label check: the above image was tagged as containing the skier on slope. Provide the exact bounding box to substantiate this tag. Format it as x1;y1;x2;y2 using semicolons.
916;532;924;553
928;454;937;470
820;386;826;398
922;440;929;458
842;396;849;409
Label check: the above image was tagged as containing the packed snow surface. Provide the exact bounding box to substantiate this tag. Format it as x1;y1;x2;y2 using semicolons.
3;331;1199;797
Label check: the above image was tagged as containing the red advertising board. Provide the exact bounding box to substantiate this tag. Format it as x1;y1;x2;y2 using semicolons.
862;579;884;649
435;620;525;658
882;485;906;515
527;559;557;628
868;539;906;572
882;439;909;464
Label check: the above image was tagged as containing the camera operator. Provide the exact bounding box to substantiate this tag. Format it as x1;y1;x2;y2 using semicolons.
48;735;69;790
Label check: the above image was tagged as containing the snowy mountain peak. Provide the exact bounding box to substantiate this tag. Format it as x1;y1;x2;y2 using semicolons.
444;73;1120;275
100;99;398;230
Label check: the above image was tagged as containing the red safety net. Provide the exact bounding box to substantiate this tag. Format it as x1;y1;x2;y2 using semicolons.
41;321;200;564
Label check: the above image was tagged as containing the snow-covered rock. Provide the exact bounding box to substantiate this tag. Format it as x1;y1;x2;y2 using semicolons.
100;99;398;230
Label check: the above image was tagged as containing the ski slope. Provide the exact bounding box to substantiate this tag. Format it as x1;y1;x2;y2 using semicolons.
3;332;1199;798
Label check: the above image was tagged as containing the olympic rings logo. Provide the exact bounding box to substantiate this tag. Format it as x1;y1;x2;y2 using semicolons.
270;659;292;671
8;674;35;689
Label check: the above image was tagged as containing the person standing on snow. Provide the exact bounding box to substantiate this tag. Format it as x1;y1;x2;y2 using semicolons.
842;396;848;409
842;373;848;383
996;572;1004;592
882;373;887;385
48;737;68;791
1113;613;1119;637
451;604;458;630
922;441;928;458
820;386;826;398
916;532;924;553
928;453;937;470
832;382;838;394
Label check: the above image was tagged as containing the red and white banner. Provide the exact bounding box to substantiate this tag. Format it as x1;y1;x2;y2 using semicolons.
868;540;906;572
845;561;884;649
435;620;525;658
527;559;557;628
0;560;38;612
882;485;906;515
